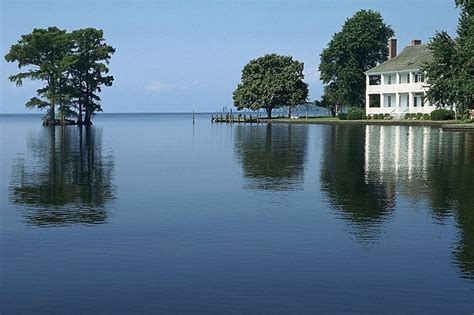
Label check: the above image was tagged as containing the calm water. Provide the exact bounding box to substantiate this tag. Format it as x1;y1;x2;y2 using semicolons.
0;113;473;313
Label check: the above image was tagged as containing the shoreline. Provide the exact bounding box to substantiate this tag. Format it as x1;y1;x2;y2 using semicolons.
260;117;474;129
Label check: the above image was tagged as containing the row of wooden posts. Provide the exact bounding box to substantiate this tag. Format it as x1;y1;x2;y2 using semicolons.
211;113;263;124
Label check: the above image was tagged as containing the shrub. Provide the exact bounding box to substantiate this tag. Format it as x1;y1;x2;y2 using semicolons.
404;113;412;120
423;113;430;120
384;113;392;120
372;114;379;120
347;107;365;120
416;113;423;120
337;112;348;120
430;108;455;120
367;114;372;120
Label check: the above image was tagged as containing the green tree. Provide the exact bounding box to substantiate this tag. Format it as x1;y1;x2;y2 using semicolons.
424;0;474;117
319;10;394;108
315;84;342;117
67;28;115;125
422;32;458;108
4;27;73;122
233;54;309;118
5;27;115;125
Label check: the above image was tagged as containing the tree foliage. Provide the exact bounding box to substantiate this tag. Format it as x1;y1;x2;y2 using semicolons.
4;27;115;125
66;28;115;124
315;84;342;117
233;54;309;118
424;0;474;116
319;10;394;109
4;27;73;121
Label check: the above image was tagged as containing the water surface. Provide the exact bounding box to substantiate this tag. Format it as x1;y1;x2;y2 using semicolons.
1;113;473;313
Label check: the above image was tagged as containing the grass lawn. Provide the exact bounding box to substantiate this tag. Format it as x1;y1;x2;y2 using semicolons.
262;116;474;126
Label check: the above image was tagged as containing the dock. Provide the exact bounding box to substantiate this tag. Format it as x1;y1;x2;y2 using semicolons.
211;114;263;124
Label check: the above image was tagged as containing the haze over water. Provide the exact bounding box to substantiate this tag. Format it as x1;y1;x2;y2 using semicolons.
0;113;473;313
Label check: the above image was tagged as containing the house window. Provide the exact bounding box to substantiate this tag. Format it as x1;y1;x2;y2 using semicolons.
387;95;392;107
407;94;410;106
416;93;425;107
369;75;381;85
414;72;424;83
414;96;418;107
387;75;392;85
407;73;411;83
369;94;381;107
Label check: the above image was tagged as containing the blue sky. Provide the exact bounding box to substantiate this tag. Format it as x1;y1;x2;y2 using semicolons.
0;0;459;113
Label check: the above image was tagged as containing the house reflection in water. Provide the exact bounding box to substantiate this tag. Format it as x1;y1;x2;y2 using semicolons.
9;126;115;227
362;125;474;279
364;125;440;184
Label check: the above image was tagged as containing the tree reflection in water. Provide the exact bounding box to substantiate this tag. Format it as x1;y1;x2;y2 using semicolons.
234;124;308;191
9;126;115;227
323;124;473;279
320;125;396;242
424;131;474;280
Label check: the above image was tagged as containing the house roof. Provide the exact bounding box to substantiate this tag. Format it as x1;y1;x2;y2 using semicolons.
366;44;432;74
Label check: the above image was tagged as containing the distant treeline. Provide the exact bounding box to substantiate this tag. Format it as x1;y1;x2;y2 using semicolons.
5;27;115;125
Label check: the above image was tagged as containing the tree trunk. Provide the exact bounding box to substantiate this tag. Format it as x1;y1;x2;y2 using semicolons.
266;108;272;119
50;104;55;121
77;100;83;125
83;82;91;125
288;106;292;118
47;76;55;122
84;111;92;125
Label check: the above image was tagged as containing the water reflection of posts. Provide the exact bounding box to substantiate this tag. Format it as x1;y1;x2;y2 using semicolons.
364;125;438;183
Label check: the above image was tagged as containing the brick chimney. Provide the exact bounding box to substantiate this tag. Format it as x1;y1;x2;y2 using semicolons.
411;39;422;46
388;38;397;59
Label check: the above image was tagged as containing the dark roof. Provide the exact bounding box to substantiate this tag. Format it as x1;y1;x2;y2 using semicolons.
366;44;432;74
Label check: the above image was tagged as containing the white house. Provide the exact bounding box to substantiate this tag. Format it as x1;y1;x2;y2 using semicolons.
365;39;434;118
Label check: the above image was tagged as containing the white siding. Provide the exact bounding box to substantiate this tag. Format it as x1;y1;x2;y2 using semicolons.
365;70;433;117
